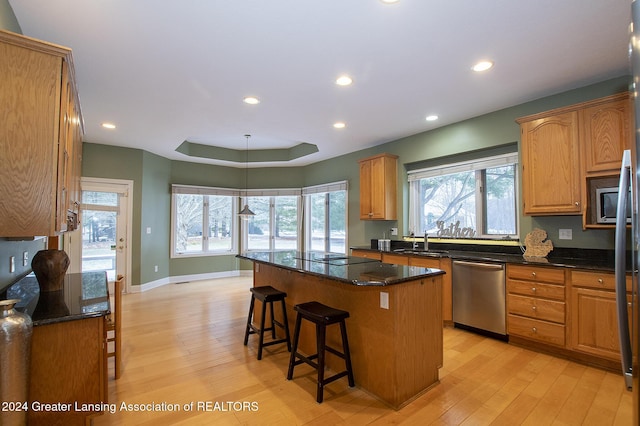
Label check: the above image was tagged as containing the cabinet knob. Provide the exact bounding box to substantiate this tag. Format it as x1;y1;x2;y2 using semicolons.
532;327;537;333
532;306;537;311
531;272;536;277
531;287;536;292
598;278;603;284
575;201;579;206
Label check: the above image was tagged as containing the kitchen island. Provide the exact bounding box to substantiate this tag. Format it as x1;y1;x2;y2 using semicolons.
238;251;445;409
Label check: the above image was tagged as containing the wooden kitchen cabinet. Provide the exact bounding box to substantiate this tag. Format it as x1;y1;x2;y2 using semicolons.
0;30;83;237
581;93;633;174
517;92;632;223
29;316;107;426
569;269;632;361
506;264;566;347
359;153;398;220
350;249;382;260
411;256;453;324
518;111;582;215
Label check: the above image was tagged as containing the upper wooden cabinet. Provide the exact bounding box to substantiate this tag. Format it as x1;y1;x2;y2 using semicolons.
0;30;83;237
517;92;632;218
518;111;582;215
581;93;633;174
359;153;398;220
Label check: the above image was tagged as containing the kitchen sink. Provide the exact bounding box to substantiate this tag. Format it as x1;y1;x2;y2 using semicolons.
392;248;449;256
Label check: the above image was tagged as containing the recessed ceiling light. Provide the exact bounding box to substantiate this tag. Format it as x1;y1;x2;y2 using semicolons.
336;75;353;86
101;122;116;129
333;122;346;129
380;0;400;4
472;61;494;72
425;115;439;122
243;96;260;105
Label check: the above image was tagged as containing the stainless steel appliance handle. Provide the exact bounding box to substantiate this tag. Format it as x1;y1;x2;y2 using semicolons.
615;149;633;390
452;260;504;271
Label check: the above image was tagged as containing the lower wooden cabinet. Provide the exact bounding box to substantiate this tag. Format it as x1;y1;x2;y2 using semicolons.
350;249;381;260
28;316;107;426
506;264;566;347
569;270;632;361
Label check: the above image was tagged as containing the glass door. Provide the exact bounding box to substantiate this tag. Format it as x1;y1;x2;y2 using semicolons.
67;178;131;289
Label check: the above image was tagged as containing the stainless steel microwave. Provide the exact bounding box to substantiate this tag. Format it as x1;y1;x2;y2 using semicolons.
596;186;631;224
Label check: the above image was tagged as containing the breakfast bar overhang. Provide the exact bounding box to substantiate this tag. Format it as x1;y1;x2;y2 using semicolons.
238;251;445;409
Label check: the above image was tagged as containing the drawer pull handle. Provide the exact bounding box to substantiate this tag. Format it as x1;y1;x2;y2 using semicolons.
532;327;537;333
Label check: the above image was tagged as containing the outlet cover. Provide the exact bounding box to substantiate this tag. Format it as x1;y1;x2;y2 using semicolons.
559;229;572;240
390;228;398;236
380;292;389;309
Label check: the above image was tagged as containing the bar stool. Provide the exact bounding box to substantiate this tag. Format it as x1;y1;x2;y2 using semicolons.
243;286;291;360
286;301;355;403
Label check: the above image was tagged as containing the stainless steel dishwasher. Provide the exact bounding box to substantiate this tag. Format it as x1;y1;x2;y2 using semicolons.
452;260;507;339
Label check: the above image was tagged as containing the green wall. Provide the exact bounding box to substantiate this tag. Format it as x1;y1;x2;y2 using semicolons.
0;1;631;289
81;75;630;287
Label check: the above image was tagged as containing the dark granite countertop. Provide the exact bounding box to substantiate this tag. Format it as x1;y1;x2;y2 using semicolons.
237;250;445;286
351;240;622;272
2;271;110;326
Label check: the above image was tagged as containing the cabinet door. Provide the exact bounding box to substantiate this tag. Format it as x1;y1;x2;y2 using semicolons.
582;96;632;174
520;111;581;215
359;159;373;219
0;40;61;236
570;287;631;361
369;155;387;219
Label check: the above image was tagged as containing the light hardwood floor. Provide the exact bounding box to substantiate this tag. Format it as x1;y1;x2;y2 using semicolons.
93;276;632;425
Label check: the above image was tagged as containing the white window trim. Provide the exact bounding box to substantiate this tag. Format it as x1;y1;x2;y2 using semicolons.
408;153;519;239
302;181;349;253
171;184;239;258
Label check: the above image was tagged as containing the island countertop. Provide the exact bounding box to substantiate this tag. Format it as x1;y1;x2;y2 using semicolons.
237;250;444;286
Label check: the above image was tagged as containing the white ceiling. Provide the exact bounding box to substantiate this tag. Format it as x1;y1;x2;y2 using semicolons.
8;0;632;168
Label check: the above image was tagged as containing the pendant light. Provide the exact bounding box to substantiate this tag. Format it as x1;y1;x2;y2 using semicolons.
239;134;255;218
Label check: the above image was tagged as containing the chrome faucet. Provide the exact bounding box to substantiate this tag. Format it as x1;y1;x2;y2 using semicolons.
424;232;429;251
411;232;418;250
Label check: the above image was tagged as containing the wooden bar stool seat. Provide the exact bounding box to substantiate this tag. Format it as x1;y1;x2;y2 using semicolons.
286;301;355;403
243;286;291;360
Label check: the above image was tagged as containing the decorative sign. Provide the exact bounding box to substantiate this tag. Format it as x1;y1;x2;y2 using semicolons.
435;221;476;238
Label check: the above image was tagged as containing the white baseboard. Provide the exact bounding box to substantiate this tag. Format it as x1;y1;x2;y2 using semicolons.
130;270;253;293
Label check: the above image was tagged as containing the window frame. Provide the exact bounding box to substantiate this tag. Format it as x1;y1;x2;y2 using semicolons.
302;181;349;254
408;153;519;240
171;185;240;258
242;190;302;252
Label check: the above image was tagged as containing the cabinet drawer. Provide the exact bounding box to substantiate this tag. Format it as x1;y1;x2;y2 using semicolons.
507;279;565;300
570;270;631;292
508;294;565;324
507;264;564;284
381;253;409;266
351;249;382;260
409;256;440;268
508;314;565;347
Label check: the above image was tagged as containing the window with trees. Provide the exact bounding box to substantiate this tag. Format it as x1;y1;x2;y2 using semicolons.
303;181;348;254
245;193;300;251
171;185;238;257
408;153;518;239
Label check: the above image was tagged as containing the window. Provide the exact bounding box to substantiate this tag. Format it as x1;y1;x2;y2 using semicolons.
171;185;238;257
245;193;300;251
408;153;518;239
303;181;348;253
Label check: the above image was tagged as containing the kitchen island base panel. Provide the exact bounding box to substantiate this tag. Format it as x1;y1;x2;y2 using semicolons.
253;263;443;409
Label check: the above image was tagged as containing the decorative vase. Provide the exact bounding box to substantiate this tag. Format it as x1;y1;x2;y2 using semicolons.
0;299;33;426
31;249;70;292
